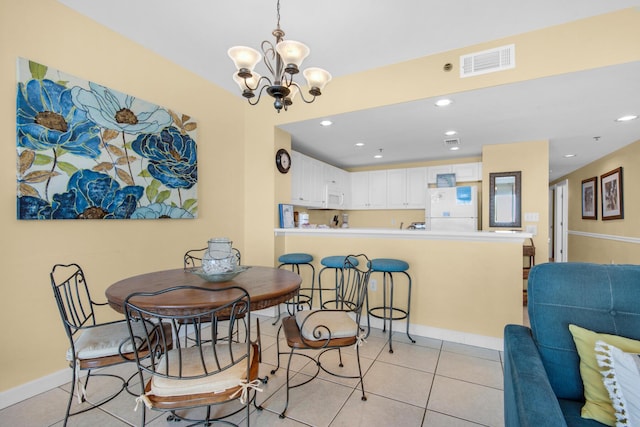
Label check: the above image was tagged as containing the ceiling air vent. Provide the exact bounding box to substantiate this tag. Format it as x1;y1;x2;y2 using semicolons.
460;44;515;78
443;138;461;147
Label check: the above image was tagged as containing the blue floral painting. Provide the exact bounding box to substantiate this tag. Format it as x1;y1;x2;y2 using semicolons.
16;58;198;220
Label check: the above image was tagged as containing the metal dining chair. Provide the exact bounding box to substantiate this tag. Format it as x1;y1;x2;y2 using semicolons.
264;254;371;418
124;285;261;426
49;263;138;426
184;247;241;270
181;247;245;346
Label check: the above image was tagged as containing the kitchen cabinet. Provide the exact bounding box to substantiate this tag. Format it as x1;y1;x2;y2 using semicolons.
453;162;482;182
322;164;350;207
290;151;323;208
350;170;387;209
427;162;482;184
387;167;427;209
427;165;453;184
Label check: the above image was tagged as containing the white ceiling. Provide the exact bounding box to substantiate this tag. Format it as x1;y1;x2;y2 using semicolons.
58;0;640;180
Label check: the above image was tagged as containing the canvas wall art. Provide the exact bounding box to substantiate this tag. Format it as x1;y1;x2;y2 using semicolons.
16;58;198;220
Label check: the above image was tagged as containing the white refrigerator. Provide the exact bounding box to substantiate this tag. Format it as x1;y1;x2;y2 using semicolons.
425;185;478;232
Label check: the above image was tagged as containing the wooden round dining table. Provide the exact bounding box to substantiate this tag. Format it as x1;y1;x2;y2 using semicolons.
105;266;301;316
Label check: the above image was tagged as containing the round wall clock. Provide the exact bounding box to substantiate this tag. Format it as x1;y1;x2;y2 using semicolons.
275;148;291;174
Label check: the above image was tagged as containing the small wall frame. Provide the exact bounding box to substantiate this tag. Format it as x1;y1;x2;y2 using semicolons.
581;177;597;220
601;167;623;220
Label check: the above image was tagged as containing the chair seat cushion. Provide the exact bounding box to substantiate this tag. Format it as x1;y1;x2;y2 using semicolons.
279;253;313;264
370;258;409;272
151;343;253;397
321;256;359;268
295;310;358;341
66;320;138;360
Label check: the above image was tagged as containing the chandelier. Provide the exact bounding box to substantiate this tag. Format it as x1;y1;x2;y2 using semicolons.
227;0;331;112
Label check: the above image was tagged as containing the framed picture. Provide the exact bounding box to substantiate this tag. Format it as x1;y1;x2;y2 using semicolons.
278;204;295;228
581;177;597;219
601;167;623;220
436;173;456;188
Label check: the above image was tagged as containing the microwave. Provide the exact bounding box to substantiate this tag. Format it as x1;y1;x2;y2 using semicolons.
323;185;345;209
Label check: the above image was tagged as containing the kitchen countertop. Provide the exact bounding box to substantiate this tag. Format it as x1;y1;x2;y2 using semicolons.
275;227;532;243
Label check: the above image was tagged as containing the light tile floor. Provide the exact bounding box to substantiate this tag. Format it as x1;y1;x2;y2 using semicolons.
1;312;515;427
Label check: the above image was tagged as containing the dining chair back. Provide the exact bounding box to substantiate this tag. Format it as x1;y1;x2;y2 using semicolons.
265;254;371;418
184;247;241;269
50;263;135;427
124;285;260;426
180;248;246;348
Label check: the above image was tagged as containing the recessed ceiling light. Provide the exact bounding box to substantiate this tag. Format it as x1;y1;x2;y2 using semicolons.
449;146;460;151
374;154;383;159
354;142;365;147
564;154;576;158
320;120;333;126
615;115;638;122
435;99;453;107
445;130;457;136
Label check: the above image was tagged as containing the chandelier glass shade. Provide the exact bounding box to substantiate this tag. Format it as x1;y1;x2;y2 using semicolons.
228;0;331;112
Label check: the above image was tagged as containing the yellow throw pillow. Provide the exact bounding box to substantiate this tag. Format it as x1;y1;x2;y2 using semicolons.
568;324;640;426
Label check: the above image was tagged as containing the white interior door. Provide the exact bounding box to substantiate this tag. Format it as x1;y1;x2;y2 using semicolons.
553;180;569;262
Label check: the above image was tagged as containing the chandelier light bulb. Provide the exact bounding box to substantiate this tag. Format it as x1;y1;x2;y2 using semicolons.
303;67;332;94
232;72;262;95
276;40;310;71
228;46;262;74
285;85;300;106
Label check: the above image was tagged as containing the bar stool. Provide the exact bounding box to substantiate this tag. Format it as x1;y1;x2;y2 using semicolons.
318;255;359;309
368;258;415;353
275;253;315;324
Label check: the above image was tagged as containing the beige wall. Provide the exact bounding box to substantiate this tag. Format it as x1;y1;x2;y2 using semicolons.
560;139;640;263
2;2;640;394
1;0;245;391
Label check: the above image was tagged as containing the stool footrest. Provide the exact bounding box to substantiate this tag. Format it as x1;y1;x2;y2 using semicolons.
368;306;409;321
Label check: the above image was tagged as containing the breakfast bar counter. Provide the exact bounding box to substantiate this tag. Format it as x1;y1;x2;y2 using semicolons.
275;227;531;242
274;227;532;350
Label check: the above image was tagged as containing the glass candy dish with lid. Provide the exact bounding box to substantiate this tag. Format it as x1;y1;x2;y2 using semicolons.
202;237;237;274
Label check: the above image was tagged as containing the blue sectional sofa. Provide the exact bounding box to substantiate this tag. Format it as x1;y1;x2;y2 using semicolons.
503;262;640;426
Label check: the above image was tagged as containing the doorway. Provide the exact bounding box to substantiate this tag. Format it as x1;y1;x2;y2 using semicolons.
550;180;568;262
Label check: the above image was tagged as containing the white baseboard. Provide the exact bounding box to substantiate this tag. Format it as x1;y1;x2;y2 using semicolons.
0;367;75;410
0;306;502;410
365;316;504;351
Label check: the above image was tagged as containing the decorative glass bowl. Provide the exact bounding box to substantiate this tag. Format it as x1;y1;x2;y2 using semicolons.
190;265;250;282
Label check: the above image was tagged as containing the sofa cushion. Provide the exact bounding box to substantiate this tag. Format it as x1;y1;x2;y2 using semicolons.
569;324;640;426
528;263;640;402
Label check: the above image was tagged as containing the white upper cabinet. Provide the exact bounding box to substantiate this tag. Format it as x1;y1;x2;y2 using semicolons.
291;151;481;211
453;162;482;182
387;167;427;209
350;170;387;209
427;162;482;184
427;165;453;183
323;163;350;191
290;151;323;208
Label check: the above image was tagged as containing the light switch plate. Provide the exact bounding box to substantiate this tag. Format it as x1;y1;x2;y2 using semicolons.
524;212;539;222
